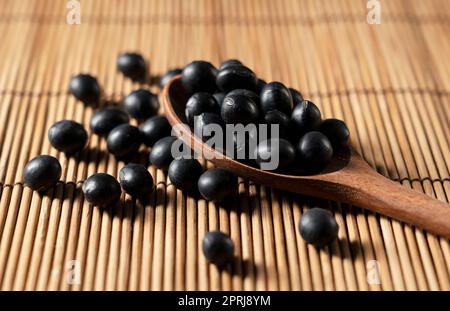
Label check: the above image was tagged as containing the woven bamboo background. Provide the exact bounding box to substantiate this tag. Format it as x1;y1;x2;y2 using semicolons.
0;0;449;291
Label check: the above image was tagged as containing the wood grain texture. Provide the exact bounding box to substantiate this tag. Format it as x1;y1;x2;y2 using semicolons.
0;0;449;290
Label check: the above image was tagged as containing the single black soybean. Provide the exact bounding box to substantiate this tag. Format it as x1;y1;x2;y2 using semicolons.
221;94;259;125
139;115;172;147
185;92;219;126
194;112;224;143
160;68;182;89
264;110;290;138
181;60;217;94
123;89;159;121
82;173;121;207
226;88;260;107
289;87;304;106
202;231;234;267
197;168;237;202
24;155;62;192
119;163;154;197
290;100;322;138
90;106;130;136
69;73;101;106
219;59;243;70
149;136;177;170
254;138;296;171
216;65;257;93
117;52;147;82
299;208;339;247
297;131;333;174
260;81;293;115
168;158;204;193
48;120;88;154
106;124;142;157
320;118;350;148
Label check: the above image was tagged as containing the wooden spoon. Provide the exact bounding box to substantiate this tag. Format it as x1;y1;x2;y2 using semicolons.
163;75;450;239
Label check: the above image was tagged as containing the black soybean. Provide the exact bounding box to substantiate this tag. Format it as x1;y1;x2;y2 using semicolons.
297;131;333;174
233;125;258;162
82;173;121;207
181;60;217;94
149;136;177;170
320;118;350;148
119;163;154;197
117;52;147;82
197;168;237;202
123;89;159;121
216;65;257;93
219;59;243;70
289;87;304;106
226;88;260;106
254;138;296;171
213;92;226;108
290;100;322;138
24;155;62;192
90;106;130;136
139;115;172;147
69;73;101;106
48;120;88;154
260;81;293;115
185;92;219;126
202;231;234;266
194;112;224;143
221;94;259;125
264;110;290;138
160;68;182;89
168;158;203;192
106;124;142;157
299;208;339;247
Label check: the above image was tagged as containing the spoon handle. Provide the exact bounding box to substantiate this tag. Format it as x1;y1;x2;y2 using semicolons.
326;170;450;239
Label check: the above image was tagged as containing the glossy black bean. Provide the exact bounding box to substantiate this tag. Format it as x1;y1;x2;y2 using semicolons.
213;92;226;108
320;118;350;148
202;231;234;266
263;110;290;138
256;78;267;94
289;87;304;106
82;173;121;207
216;65;257;93
181;60;217;94
159;68;182;89
24;155;62;192
290;100;322;138
299;208;339;247
123;89;159;121
197;168;237;202
119;163;154;197
185;92;219;126
296;131;333;174
221;94;259;125
117;52;147;82
226;88;260;107
69;73;101;106
149;136;177;170
260;81;293;115
193;112;224;143
90;106;130;136
219;59;243;70
106;124;142;157
168;158;203;192
254;138;296;171
139;115;172;147
48;120;88;154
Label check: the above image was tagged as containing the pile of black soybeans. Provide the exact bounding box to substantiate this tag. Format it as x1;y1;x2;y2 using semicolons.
22;53;341;267
181;59;350;174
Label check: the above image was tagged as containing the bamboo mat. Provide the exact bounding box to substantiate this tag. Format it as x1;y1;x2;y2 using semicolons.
0;0;449;291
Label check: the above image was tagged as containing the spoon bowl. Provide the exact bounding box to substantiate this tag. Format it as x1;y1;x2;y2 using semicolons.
163;75;450;239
